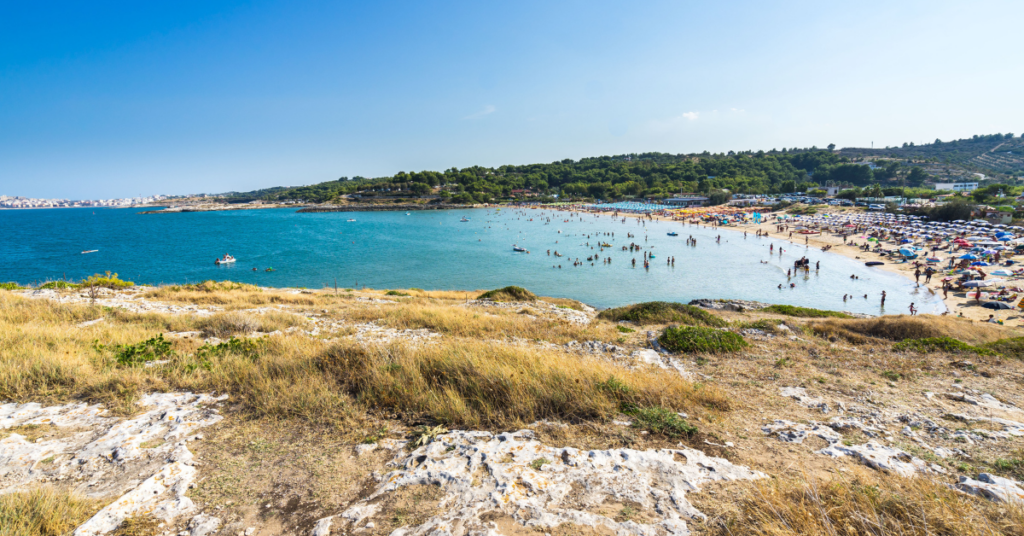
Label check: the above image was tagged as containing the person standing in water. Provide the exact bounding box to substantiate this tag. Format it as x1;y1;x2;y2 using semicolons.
880;291;886;307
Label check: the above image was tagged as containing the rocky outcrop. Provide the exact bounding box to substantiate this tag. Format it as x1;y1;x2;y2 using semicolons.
0;393;226;535
956;473;1024;504
323;429;764;536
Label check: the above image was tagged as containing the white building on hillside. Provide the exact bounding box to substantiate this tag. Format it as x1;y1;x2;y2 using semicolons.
934;182;979;192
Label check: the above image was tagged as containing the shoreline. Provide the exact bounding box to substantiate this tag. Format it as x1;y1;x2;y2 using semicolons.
543;206;957;316
557;205;1023;324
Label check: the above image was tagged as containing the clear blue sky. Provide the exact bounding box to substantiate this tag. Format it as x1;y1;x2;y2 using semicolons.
2;1;1022;199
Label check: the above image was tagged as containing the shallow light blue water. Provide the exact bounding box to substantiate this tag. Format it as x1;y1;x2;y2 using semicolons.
0;207;943;314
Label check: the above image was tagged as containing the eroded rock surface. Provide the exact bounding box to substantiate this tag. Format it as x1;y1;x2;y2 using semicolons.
329;429;763;536
0;393;226;535
956;473;1024;504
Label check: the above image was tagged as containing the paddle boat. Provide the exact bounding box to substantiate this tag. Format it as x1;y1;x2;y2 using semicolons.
215;254;236;265
667;232;678;236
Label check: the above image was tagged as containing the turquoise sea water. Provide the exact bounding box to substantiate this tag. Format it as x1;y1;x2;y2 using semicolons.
0;207;943;314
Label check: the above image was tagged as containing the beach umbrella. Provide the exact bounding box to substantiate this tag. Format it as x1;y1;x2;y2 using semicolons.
899;248;916;256
962;280;992;288
971;262;992;266
959;254;979;260
991;269;1014;276
999;236;1012;241
983;301;1014;310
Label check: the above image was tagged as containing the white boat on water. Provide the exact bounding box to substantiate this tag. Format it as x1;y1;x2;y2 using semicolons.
347;219;356;222
215;254;236;265
81;250;98;254
513;244;527;252
406;212;411;216
460;217;470;222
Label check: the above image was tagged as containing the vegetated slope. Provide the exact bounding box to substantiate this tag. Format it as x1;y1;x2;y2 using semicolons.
838;133;1012;165
217;132;1021;204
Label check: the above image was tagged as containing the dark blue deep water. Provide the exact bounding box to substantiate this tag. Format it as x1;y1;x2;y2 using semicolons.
0;207;943;314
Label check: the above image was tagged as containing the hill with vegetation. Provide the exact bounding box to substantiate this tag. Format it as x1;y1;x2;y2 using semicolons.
218;133;1022;205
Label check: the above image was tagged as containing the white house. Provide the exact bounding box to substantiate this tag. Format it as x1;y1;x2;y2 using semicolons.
934;182;979;192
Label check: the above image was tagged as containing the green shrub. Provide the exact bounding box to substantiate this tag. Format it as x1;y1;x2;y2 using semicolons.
622;404;697;437
616;325;635;333
893;337;994;356
985;337;1024;359
39;281;79;290
385;290;410;297
530;458;551;470
0;282;24;291
762;305;851;318
881;370;902;382
111;335;174;367
597;376;633;398
659;326;747;353
598;302;727;327
197;337;265;361
82;272;133;289
477;286;537;302
991;456;1024;480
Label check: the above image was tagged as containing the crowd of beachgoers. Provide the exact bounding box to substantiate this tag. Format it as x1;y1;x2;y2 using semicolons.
509;202;1024;324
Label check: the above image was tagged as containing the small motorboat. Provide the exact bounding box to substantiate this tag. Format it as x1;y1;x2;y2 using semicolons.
347;219;356;222
865;261;884;267
460;217;470;222
513;245;528;253
81;250;98;254
667;232;678;237
215;254;236;265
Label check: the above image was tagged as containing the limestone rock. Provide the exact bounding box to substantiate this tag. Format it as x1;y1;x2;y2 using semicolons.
189;514;222;536
332;429;764;536
956;474;1024;504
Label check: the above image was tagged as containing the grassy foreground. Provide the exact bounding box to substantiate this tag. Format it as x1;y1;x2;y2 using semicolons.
4;283;1024;535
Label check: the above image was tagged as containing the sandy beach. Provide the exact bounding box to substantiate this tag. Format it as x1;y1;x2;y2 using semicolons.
555;204;1024;326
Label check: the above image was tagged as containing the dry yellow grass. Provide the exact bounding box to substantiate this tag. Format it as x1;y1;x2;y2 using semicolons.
705;474;1024;536
194;310;306;337
809;314;1010;345
144;282;323;307
0;292;709;432
320;339;728;428
0;487;102;536
337;301;617;344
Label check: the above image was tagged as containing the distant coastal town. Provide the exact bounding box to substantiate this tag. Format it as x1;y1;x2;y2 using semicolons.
0;194;173;209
